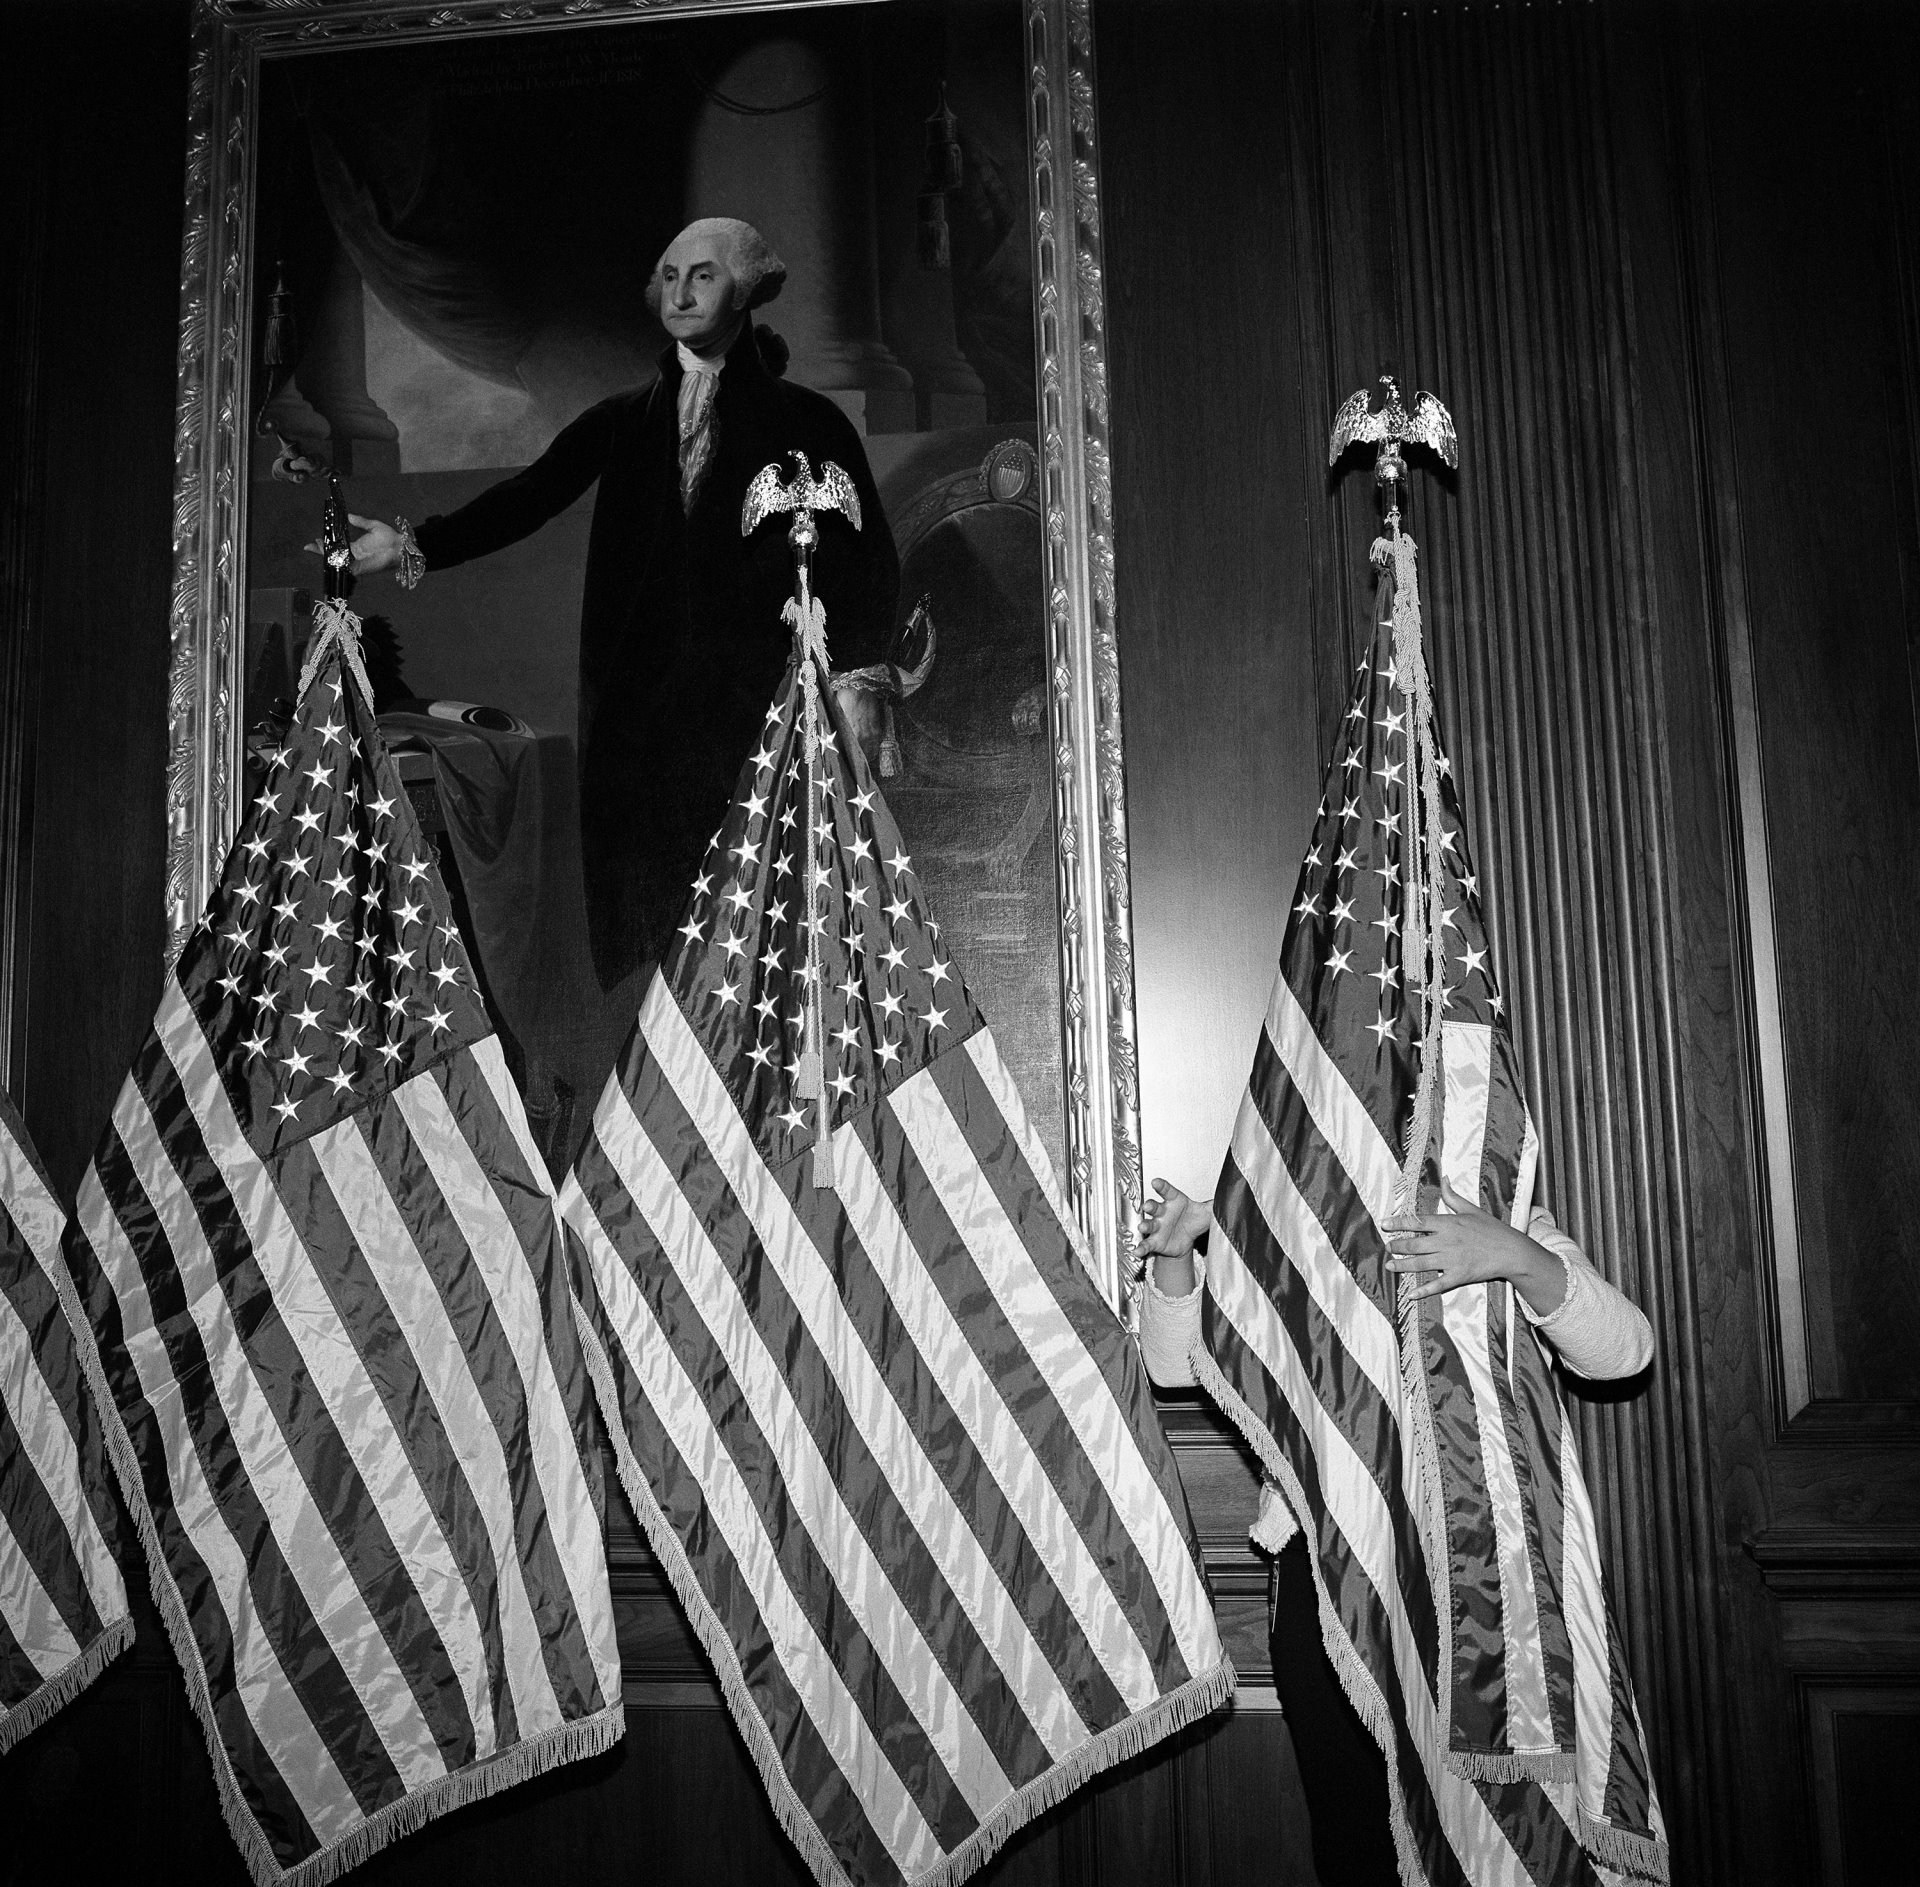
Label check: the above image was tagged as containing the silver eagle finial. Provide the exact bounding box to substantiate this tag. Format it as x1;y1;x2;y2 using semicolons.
740;451;863;554
1327;374;1458;471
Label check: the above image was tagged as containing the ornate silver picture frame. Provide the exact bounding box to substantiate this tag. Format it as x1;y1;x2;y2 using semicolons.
166;0;1139;1306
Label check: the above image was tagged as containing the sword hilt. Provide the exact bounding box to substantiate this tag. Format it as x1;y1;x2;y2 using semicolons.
320;475;355;602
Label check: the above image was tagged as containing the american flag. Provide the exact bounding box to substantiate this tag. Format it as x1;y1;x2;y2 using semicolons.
1191;535;1668;1886
62;607;623;1887
561;657;1232;1887
0;1086;131;1753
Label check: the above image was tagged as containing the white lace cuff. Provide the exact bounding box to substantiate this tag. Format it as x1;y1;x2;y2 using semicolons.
1249;1482;1301;1556
1515;1206;1654;1379
1136;1253;1204;1389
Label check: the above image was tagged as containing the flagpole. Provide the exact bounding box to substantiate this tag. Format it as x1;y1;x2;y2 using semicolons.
789;505;831;1182
1328;382;1459;1218
299;477;375;712
741;451;866;1187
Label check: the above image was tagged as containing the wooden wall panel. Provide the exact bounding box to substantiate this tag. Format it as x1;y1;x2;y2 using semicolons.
1815;1688;1920;1887
1701;5;1920;1410
1619;7;1818;1872
1099;0;1326;1202
0;1606;178;1887
1667;4;1920;1879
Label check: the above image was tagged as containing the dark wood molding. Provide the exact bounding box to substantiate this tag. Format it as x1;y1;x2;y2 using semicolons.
1775;1401;1920;1442
1747;1529;1920;1600
1748;1528;1920;1567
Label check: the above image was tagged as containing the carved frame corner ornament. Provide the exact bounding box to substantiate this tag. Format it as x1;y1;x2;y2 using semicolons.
166;0;1143;1308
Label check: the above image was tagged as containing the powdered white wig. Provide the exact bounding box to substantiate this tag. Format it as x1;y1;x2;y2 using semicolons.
645;218;787;317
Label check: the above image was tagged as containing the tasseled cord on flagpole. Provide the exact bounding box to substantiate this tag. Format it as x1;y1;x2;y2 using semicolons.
1327;387;1455;1219
783;545;835;1189
1379;497;1450;1221
744;453;866;1191
301;477;377;716
299;597;377;712
1375;476;1456;1646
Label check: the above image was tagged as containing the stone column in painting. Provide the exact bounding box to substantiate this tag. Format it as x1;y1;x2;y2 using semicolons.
686;33;916;436
297;242;402;476
876;79;989;433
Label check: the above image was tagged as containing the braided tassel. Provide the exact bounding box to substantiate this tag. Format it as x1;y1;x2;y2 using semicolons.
299;599;378;714
1390;524;1450;1224
783;573;835;1188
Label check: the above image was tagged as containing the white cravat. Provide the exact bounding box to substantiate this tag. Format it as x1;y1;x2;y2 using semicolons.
676;340;726;512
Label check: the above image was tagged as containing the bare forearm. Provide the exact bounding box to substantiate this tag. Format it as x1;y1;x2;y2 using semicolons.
1507;1239;1568;1320
1151;1251;1196;1298
1388;1180;1574;1318
1133;1181;1208;1379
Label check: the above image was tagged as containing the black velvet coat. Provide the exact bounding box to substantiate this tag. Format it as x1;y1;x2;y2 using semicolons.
414;324;899;989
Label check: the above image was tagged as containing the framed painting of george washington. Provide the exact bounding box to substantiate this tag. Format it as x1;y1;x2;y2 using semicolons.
166;0;1141;1306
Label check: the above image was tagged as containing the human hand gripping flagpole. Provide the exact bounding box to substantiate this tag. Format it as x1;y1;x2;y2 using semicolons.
741;450;864;1186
